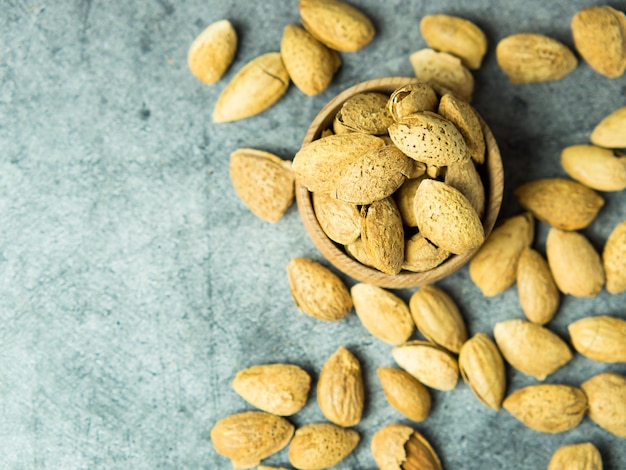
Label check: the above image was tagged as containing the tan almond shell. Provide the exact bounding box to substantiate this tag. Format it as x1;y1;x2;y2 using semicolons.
360;197;405;275
409;285;468;353
371;424;442;470
394;176;426;227
502;384;588;433
281;24;341;96
494;319;572;380
572;6;626;78
403;431;444;470
403;233;451;273
312;192;361;244
299;0;375;52
232;364;311;416
292;133;385;193
387;83;439;121
389;111;469;166
568;315;626;363
546;228;605;298
458;333;507;411
516;247;560;325
495;33;577;84
581;372;626;438
344;237;376;268
591;105;626;148
547;442;603;470
444;159;486;218
213;52;290;122
438;93;486;164
351;283;415;345
188;19;237;85
229;148;295;223
339;92;395;135
603;220;626;294
561;144;626;191
286;257;353;321
514;178;604;231
420;15;487;70
415;179;484;255
377;368;431;422
409;48;475;102
210;411;295;468
469;212;534;296
404;159;428;179
317;347;364;427
392;340;459;391
288;422;360;469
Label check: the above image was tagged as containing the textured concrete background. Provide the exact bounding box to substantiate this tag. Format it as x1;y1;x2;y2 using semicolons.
1;0;625;468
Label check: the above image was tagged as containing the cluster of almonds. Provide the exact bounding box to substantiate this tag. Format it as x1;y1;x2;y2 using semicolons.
496;5;626;84
187;0;375;122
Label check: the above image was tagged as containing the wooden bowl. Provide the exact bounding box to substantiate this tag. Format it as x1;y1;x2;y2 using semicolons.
296;77;504;288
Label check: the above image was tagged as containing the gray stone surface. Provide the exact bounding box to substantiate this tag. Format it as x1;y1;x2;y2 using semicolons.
1;0;625;468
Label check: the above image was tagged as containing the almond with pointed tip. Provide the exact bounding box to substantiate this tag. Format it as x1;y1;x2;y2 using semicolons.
515;178;604;230
494;319;572;380
590;105;626;148
287;257;352;321
377;368;431;422
351;283;414;345
213;52;290;122
394;177;425;228
288;423;359;470
230;148;294;223
517;247;560;325
313;192;361;245
371;423;442;470
409;48;475;102
503;384;588;433
568;315;626;363
438;93;485;164
546;228;605;297
444;159;486;218
548;442;602;470
581;372;626;438
392;340;459;391
603;220;626;294
360;197;405;275
561;144;626;191
281;24;341;96
232;364;311;416
188;19;237;84
210;411;295;468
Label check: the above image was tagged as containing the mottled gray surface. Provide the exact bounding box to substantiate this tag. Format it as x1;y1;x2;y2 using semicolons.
1;0;625;468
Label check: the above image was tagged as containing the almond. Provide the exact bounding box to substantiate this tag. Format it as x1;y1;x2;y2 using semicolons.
603;220;626;294
229;148;294;223
377;368;431;422
387;83;439;121
516;247;560;325
546;228;605;297
339;92;395;135
188;19;237;85
299;0;375;52
590;105;626;148
312;192;361;244
438;93;485;164
515;178;604;230
548;442;602;470
415;179;484;254
561;144;626;191
394;177;426;227
213;52;290;122
360;197;405;274
371;423;442;470
502;384;588;433
232;364;311;416
317;346;364;427
403;233;450;273
494;319;572;380
281;24;341;96
351;283;414;345
581;372;626;438
392;340;459;391
409;48;475;102
210;411;294;468
344;237;376;268
420;15;488;70
496;33;577;84
286;257;353;321
444;159;486;218
568;315;626;363
288;422;359;469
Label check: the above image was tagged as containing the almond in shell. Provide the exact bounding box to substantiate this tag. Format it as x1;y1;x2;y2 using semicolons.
392;340;459;391
360;197;405;274
213;52;290;122
317;347;364;427
287;257;353;321
394;177;425;227
188;19;237;85
444;159;486;218
515;178;604;230
438;93;485;164
494;319;572;380
371;423;442;470
516;247;560;325
591;105;626;148
377;368;431;422
288;422;359;470
403;233;450;273
338;92;395;135
344;237;376;268
232;364;311;416
568;315;626;363
581;372;626;438
351;283;414;345
313;192;360;244
603;220;626;294
387;82;439;121
547;442;603;470
561;144;626;191
409;48;475;102
210;411;295;468
229;148;294;223
502;384;588;433
546;228;605;298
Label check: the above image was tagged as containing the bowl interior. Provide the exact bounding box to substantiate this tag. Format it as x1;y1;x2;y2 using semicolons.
295;77;504;288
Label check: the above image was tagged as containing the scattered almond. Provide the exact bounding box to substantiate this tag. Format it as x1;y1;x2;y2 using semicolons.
547;442;603;470
371;423;442;470
288;422;360;469
360;197;405;274
312;192;361;244
603;220;626;294
409;48;475;102
590;105;626;148
403;233;450;273
377;368;431;422
581;372;626;438
188;19;237;85
392;340;459;391
561;144;626;191
568;315;626;363
516;247;560;325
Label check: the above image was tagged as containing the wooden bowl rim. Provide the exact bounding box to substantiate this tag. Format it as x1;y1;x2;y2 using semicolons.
295;76;504;288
